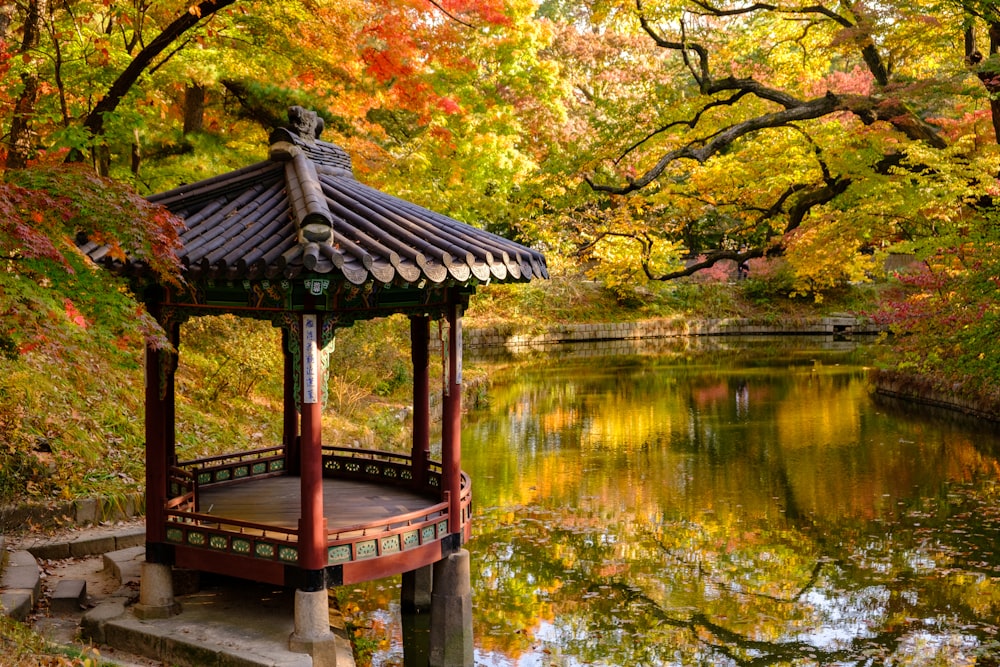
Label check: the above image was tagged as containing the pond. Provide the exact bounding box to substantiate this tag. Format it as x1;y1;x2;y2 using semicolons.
349;337;1000;666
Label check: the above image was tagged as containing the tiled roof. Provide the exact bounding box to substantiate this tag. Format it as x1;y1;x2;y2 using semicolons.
81;108;548;287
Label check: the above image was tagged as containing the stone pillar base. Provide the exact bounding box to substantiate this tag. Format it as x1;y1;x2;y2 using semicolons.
133;562;180;620
401;564;433;613
429;549;473;667
289;589;353;666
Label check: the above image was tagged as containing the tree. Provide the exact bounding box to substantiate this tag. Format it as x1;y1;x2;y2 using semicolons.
0;0;241;359
1;0;249;173
0;165;181;358
0;0;562;357
541;0;1000;295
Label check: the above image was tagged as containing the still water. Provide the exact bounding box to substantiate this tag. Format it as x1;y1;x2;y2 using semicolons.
355;337;1000;666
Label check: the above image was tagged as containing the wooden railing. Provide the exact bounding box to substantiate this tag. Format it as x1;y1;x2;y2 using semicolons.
164;508;301;564
176;446;286;488
164;447;471;570
320;446;441;490
167;467;197;512
325;496;451;564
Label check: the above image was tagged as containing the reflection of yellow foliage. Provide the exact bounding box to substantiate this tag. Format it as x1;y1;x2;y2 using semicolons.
933;572;1000;620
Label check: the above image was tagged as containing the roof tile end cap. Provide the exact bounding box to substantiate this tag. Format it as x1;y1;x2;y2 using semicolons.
269;141;300;162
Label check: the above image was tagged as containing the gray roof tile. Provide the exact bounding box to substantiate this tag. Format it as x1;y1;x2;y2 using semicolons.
85;109;547;287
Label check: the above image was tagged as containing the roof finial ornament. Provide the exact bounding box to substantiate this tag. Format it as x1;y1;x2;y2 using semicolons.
266;107;335;268
288;106;324;141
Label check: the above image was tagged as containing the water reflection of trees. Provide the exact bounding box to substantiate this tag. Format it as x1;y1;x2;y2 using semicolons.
472;492;1000;664
439;348;1000;664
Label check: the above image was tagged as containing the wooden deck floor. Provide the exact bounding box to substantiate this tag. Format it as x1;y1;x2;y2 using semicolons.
198;476;438;531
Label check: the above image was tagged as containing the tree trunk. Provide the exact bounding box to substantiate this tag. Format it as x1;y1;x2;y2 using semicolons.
131;128;142;176
68;0;238;164
183;83;206;134
6;0;45;170
991;23;1000;145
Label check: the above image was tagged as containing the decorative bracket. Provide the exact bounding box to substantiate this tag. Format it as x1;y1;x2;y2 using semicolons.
281;312;338;409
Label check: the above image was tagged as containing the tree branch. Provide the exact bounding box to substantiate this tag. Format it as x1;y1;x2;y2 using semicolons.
601;126;852;282
587;89;945;195
586;92;843;194
615;90;751;164
643;248;767;281
691;0;850;27
663;0;890;86
424;0;476;29
636;0;709;87
784;175;852;233
71;0;239;164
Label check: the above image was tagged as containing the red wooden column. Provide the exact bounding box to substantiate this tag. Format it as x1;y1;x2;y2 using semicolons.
402;315;434;615
410;315;431;489
144;312;178;559
428;292;474;665
164;321;179;493
144;344;168;550
282;327;300;475
440;293;463;538
298;313;327;579
137;311;183;620
289;308;335;661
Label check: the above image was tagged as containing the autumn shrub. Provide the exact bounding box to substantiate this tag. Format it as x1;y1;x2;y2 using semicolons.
685;256;737;284
661;280;741;317
739;259;799;304
467;272;623;327
328;376;371;418
872;239;1000;402
172;316;284;458
332;316;412;399
0;614;107;665
181;315;283;402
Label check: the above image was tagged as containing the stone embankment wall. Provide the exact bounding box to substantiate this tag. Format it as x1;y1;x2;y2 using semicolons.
464;315;880;351
0;493;144;533
870;369;1000;424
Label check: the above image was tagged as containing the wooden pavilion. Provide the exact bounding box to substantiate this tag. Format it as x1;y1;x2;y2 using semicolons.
80;107;547;666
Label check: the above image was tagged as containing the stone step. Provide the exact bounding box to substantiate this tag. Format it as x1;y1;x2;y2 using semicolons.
26;525;145;561
1;548;41;621
49;578;88;613
103;545;145;585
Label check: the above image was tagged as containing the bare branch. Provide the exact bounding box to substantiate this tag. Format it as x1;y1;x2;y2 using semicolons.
636;0;709;87
587;88;945;195
615;90;751;164
424;0;476;29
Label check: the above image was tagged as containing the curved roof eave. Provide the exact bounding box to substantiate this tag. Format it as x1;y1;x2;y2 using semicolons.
82;108;549;292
